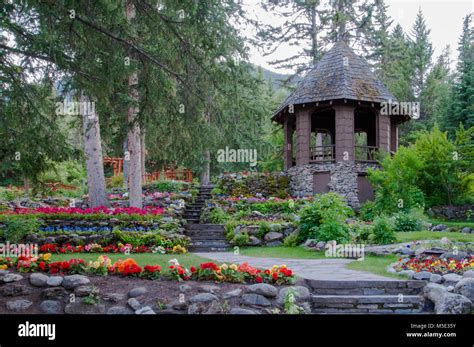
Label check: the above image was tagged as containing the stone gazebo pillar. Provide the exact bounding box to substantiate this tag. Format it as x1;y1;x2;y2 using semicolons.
334;104;355;161
295;109;311;166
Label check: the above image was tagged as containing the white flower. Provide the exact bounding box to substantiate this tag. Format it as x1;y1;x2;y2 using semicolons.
168;258;180;266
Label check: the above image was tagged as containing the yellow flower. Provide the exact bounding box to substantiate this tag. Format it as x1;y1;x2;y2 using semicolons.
41;253;51;261
220;264;228;271
0;264;7;270
229;264;238;271
280;264;287;269
92;261;100;268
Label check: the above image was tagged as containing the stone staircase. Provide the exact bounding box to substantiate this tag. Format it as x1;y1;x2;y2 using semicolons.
184;185;229;252
306;279;432;314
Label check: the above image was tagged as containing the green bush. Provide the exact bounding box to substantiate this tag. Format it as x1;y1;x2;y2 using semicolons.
217;173;289;197
317;221;349;243
208;207;229;224
283;232;299;247
298;193;353;242
348;222;374;242
393;209;426;232
371;215;396;245
107;173;123;188
2;216;41;242
232;232;249;246
359;201;379;222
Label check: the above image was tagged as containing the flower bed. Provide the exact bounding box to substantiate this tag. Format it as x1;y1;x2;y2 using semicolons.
6;206;165;216
37;242;187;255
0;254;295;285
393;255;474;275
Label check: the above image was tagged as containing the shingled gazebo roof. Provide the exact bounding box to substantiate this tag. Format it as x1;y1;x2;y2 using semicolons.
272;41;396;121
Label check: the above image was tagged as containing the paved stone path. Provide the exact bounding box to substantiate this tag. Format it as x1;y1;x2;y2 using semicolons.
194;252;398;281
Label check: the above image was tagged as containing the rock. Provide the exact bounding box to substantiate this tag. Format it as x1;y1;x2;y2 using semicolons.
6;299;32;312
65;299;106;314
179;284;192;293
3;273;23;283
39;300;63;314
0;284;32;297
251;211;265;217
128;287;147;298
42;287;68;300
413;271;432;280
103;293;126;303
198;285;220;294
229;307;258;314
187;303;206;314
168;299;187;311
247;283;277;298
189;293;218;303
241;294;271;307
107;306;134;315
62;275;90;290
440;251;468;261
316;241;327;249
46;276;63;287
429;274;444;284
399;270;415;279
424;283;471;314
264;232;283;242
461;227;472;234
136;306;155;314
30;273;49;287
223;288;243;299
414;247;427;256
463;270;474;278
74;285;94;297
454;278;474;301
277;286;311;305
205;301;225;314
266;241;283;247
248;236;262;246
432;224;448;232
443;273;463;284
303;239;318;248
127;298;142;311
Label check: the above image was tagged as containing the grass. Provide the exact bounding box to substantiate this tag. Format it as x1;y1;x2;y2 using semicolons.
50;252;211;269
395;231;474;243
240;246;326;259
428;218;474;228
346;254;406;279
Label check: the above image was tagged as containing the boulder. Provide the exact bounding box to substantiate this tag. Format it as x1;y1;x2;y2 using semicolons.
74;285;94;297
454;278;474;301
102;293;126;303
443;273;463;284
179;284;192;293
241;294;271;307
429;274;444;284
189;293;218;303
463;270;474;278
423;283;471;314
0;284;32;297
6;299;32;312
223;288;243;299
3;273;23;283
461;227;472;234
440;251;468;261
247;283;277;298
229;307;258;314
42;287;68;300
248;236;262;246
62;275;90;290
303;239;318;248
127;298;142;311
46;276;63;287
30;273;49;287
135;306;155;314
431;224;448;232
266;241;283;247
277;286;311;305
39;300;63;314
264;232;283;242
413;271;432;281
198;285;220;294
128;287;147;298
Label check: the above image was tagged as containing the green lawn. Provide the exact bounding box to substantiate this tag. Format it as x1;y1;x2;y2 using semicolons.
50;252;211;269
240;246;326;259
346;254;406;279
428;218;474;228
395;231;474;243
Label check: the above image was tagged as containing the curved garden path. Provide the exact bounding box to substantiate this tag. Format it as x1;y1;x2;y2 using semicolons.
194;252;398;281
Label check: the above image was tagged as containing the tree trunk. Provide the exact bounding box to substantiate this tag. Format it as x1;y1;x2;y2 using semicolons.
200;149;210;185
82;93;109;207
141;131;146;180
125;0;142;208
122;138;129;190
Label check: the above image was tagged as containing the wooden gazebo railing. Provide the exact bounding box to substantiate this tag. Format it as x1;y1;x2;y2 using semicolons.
143;168;193;183
355;146;378;162
103;157;124;176
310;145;335;162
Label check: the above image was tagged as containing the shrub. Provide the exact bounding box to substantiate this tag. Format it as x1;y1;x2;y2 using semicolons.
283;232;299;247
317;221;349;243
298;193;353;242
107;173;123;188
232;233;249;247
208;207;229;224
348;222;374;242
2;216;41;242
371;215;396;245
358;201;379;221
393;209;426;232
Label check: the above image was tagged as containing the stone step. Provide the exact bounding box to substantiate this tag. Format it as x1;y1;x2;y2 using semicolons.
188;246;229;252
185;224;224;231
306;280;426;295
188;235;227;241
186;218;200;223
190;240;229;246
311;295;426;314
186;231;226;237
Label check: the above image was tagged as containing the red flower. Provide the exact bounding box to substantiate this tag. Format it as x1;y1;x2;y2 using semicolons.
39;261;46;271
190;266;196;273
255;276;263;283
272;272;278;280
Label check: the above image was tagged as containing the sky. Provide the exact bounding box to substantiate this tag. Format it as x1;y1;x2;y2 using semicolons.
241;0;473;74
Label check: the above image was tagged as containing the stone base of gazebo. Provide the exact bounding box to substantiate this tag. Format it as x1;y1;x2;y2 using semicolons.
287;162;379;208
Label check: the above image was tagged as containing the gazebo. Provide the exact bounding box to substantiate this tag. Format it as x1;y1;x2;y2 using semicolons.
272;41;410;208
